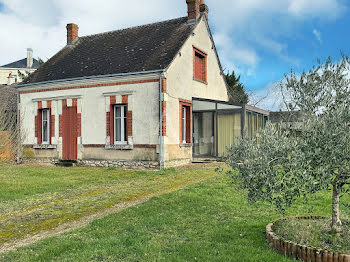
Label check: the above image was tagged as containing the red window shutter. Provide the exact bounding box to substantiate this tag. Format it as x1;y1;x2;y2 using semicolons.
195;55;202;80
110;105;114;145
37;110;42;144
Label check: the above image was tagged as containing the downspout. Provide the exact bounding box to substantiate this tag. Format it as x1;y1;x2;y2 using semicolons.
159;76;164;170
16;88;21;164
215;102;218;158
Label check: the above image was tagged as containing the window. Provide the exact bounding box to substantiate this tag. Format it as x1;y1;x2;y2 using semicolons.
41;109;50;144
182;106;187;143
193;47;207;82
114;105;127;144
180;105;191;144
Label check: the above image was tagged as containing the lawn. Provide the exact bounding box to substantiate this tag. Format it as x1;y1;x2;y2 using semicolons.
1;165;349;261
0;163;216;248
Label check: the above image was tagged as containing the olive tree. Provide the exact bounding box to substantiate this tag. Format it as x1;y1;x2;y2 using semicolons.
226;56;350;231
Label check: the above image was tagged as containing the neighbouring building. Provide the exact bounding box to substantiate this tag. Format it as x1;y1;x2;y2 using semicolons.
269;110;302;132
0;48;40;85
0;84;17;125
17;0;268;168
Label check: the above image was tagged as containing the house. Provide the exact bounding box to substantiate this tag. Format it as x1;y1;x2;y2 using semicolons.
269;110;302;132
0;48;40;85
17;0;268;168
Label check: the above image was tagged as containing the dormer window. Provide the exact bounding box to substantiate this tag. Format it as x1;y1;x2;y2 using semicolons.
193;46;207;83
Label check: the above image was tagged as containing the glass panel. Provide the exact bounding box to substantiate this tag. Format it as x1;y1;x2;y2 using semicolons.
182;107;186;143
43;121;48;142
116;118;121;141
193;112;215;157
42;110;48;121
116;106;121;118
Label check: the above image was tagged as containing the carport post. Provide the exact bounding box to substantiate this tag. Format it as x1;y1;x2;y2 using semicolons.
241;104;246;137
215;102;218;158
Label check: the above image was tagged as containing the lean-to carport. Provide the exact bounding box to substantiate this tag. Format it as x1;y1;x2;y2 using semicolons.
192;98;269;158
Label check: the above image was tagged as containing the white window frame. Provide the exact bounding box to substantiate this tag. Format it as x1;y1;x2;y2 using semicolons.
114;105;127;145
182;106;187;144
42;109;50;145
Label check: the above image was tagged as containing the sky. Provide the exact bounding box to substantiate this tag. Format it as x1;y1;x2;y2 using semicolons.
0;0;349;110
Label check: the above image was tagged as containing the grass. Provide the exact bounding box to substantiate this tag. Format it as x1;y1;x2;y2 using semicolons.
0;164;216;246
273;218;350;254
0;164;349;261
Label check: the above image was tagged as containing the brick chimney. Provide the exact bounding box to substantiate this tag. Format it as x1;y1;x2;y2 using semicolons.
200;0;209;20
26;48;33;68
66;23;79;45
186;0;200;22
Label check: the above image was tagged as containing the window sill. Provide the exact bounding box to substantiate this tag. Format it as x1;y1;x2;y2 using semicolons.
105;144;133;150
33;144;57;149
180;143;193;148
193;78;208;85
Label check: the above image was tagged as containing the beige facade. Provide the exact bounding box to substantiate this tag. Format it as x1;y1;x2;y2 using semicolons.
0;48;38;85
20;74;161;162
163;17;229;164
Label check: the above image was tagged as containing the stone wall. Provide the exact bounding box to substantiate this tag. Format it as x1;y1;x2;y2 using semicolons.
78;159;159;169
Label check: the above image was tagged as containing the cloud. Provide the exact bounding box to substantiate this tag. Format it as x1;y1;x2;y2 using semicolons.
287;0;346;19
0;0;347;82
313;29;322;43
214;33;259;75
0;0;183;65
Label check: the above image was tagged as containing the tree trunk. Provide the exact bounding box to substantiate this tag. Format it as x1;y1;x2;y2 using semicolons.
332;183;342;231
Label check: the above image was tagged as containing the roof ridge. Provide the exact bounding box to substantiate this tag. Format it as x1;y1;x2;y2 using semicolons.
80;16;188;39
1;57;40;68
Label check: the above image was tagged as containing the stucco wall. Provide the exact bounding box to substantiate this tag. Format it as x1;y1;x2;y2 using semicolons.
19;74;161;161
164;17;228;160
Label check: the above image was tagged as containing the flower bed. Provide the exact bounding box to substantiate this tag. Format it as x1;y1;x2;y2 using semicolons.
266;216;350;262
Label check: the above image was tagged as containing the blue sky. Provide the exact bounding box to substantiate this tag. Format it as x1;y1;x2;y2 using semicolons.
236;9;350;91
0;0;348;109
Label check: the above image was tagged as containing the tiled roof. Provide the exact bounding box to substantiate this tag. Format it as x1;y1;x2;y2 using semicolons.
1;58;40;69
24;17;196;84
0;85;17;112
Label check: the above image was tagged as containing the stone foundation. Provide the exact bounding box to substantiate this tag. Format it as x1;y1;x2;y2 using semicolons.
77;159;160;169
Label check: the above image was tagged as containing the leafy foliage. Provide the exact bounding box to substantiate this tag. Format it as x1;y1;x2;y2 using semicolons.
226;123;329;213
225;56;350;228
225;71;249;105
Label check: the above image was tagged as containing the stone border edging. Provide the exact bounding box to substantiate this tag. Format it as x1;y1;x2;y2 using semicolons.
266;216;350;262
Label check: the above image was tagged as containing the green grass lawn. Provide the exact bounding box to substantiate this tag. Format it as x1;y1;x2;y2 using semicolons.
0;164;216;247
2;165;349;262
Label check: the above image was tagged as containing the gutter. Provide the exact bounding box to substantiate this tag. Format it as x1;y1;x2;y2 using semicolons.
16;69;165;89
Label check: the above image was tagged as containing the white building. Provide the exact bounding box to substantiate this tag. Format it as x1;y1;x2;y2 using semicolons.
0;48;40;85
